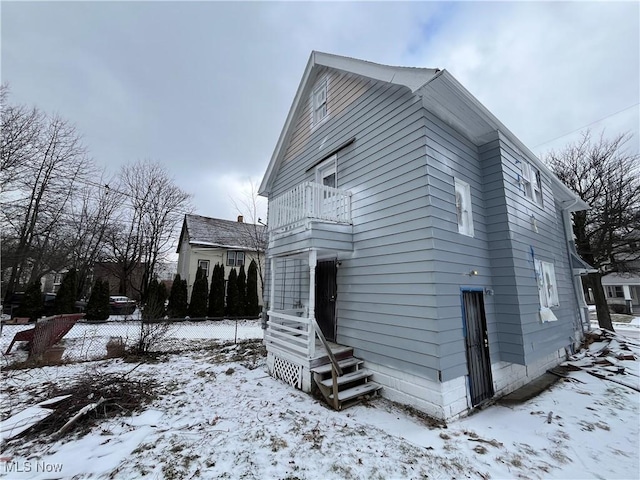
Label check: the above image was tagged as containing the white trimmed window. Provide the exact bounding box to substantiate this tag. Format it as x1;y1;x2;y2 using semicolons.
197;259;210;277
454;178;474;237
227;251;245;267
535;259;559;321
606;286;624;298
312;80;327;125
520;161;543;206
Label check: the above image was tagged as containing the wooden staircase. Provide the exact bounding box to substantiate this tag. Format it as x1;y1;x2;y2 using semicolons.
312;356;381;410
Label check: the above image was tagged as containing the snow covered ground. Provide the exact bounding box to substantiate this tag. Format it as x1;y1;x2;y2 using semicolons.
1;328;638;479
1;319;264;365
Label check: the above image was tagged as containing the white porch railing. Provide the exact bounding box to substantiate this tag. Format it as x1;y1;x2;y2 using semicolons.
265;309;343;376
265;309;316;357
268;181;352;232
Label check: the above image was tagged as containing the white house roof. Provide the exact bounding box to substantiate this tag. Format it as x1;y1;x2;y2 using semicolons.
258;51;588;212
176;214;266;253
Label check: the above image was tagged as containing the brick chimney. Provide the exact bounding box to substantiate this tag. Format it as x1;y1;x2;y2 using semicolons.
237;215;244;223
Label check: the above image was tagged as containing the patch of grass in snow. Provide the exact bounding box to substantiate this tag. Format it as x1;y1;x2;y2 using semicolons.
207;339;266;369
474;444;488;454
301;422;324;450
579;420;611;431
330;462;355;478
545;447;571;464
515;442;539;457
269;435;288;452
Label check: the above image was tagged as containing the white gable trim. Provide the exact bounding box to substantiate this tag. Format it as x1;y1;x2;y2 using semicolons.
259;52;587;214
258;51;439;197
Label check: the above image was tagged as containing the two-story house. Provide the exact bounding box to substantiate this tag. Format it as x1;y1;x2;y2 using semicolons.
176;214;266;306
258;52;591;419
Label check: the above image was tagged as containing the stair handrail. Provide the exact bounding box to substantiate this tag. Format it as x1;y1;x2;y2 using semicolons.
311;318;343;377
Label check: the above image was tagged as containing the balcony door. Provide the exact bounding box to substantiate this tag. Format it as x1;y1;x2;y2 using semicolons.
315;156;337;218
316;155;336;187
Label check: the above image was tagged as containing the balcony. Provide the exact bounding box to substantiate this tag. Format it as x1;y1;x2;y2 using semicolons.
268;182;353;257
267;182;353;257
268;181;352;233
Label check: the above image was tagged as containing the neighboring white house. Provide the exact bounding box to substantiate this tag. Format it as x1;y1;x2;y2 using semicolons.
600;273;640;314
176;214;266;307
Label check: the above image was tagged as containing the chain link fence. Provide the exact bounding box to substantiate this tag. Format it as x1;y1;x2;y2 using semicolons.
1;315;264;367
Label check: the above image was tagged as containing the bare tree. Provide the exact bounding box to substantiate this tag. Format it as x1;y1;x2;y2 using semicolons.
546;130;640;331
230;179;268;292
1;96;93;302
105;160;191;300
1;84;43;192
66;175;122;298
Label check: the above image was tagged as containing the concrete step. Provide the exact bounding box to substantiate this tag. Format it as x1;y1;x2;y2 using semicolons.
311;357;363;375
319;369;371;388
328;382;381;403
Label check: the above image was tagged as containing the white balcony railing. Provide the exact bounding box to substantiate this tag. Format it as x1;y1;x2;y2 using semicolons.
268;181;352;232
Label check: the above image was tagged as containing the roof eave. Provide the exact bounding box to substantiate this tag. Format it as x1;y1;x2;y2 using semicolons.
418;71;589;213
259;51;439;197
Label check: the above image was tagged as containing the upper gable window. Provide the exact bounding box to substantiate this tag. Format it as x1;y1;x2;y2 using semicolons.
520;160;543;206
312;80;327;125
454;178;474;237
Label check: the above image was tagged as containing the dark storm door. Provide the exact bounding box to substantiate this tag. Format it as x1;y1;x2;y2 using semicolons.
462;290;494;406
315;260;337;342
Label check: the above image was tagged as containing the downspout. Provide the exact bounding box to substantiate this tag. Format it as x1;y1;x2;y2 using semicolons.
561;197;590;339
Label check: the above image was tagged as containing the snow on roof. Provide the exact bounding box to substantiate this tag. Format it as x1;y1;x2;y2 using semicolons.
178;214;266;253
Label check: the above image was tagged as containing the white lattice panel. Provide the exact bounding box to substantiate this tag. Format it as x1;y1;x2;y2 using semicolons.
272;355;302;389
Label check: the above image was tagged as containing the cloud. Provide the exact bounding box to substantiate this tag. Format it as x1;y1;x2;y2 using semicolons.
2;1;638;220
408;2;639;154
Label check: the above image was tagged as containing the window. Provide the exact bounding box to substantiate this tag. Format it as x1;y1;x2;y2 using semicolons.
535;259;559;321
312;80;327;125
454;178;474;237
197;260;210;277
227;251;245;267
520;160;543;206
606;286;624;298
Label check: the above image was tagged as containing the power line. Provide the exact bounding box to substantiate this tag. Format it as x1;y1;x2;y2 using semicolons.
532;102;640;150
7;162;195;218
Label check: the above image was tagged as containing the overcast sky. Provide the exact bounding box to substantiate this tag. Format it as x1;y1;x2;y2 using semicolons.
2;1;638;223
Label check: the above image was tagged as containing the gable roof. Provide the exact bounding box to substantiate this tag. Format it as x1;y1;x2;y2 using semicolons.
258;51;439;197
176;214;266;253
258;51;588;212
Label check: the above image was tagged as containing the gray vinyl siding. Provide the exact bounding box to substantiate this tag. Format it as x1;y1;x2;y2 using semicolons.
337;94;436;381
266;66;579;385
421;110;495;382
270;71;443;381
482;132;578;365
